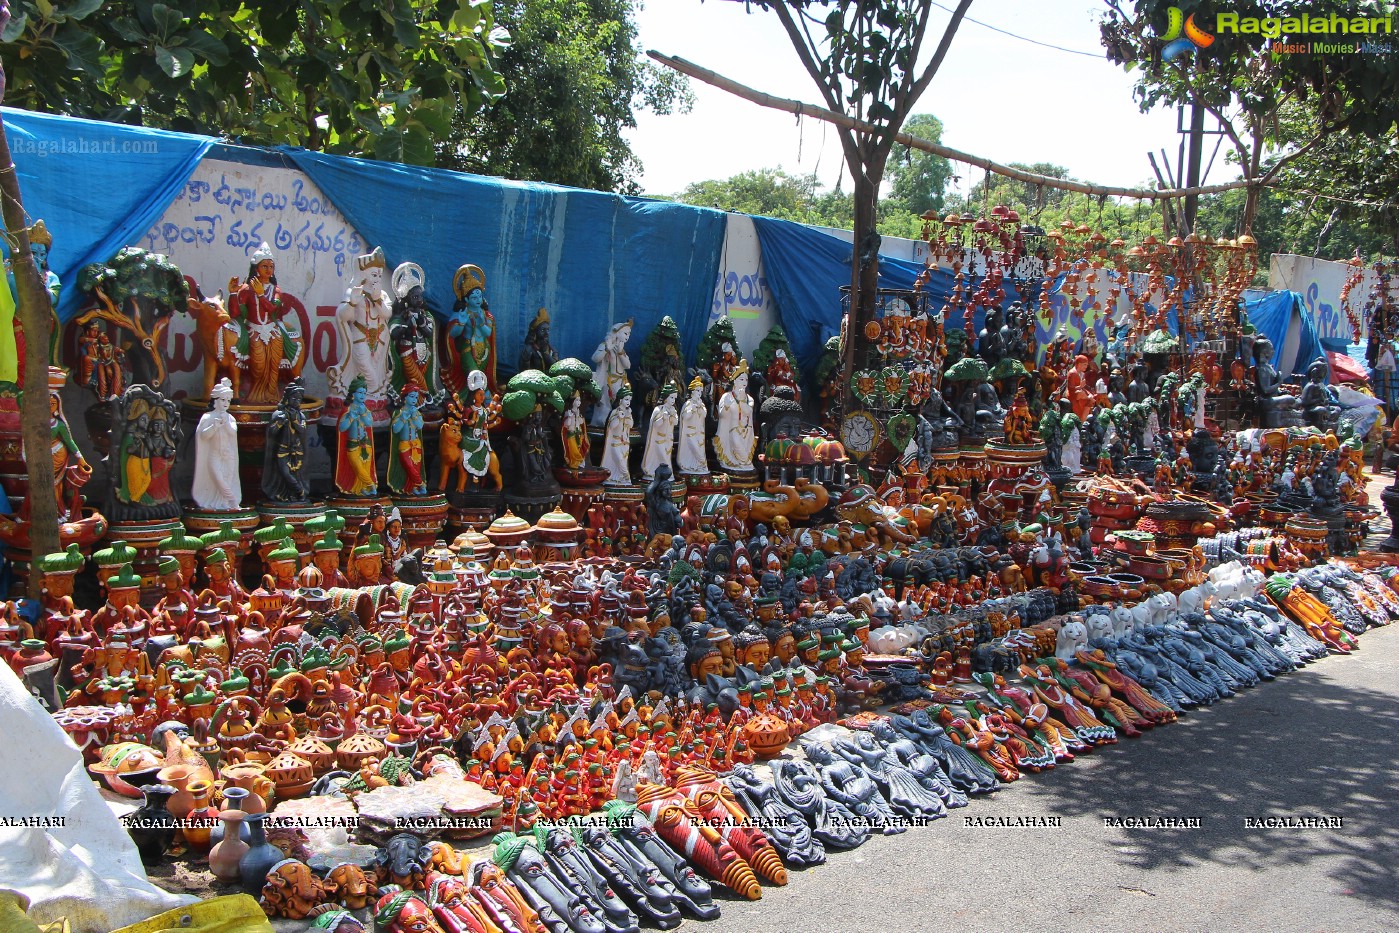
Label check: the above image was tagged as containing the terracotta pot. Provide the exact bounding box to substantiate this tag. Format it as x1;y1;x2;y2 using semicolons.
219;762;271;814
335;732;386;771
183;780;217;852
208;810;248;882
266;750;315;799
156;764;196;820
741;713;790;759
208;786;252;846
286;734;336;775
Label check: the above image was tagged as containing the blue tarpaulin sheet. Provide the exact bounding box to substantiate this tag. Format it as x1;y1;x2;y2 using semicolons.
1;108;213;323
283;149;726;375
1244;289;1324;377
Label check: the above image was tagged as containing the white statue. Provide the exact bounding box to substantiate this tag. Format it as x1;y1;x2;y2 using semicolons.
1086;613;1115;644
611;759;639;803
638;748;665;786
676;376;709;475
641;385;679;480
1144;408;1159;451
1062;424;1082;474
1054;617;1088;662
600;386;635;485
1111;605;1136;638
330;247;392;404
191;378;241;510
713;362;756;473
591;319;633;428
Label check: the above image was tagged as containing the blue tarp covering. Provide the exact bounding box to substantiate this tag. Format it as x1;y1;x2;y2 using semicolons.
2;108;213;322
1244;289;1324;377
752;216;924;373
283;149;726;374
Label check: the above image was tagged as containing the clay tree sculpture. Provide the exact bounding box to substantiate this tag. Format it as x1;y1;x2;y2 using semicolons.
76;246;189;392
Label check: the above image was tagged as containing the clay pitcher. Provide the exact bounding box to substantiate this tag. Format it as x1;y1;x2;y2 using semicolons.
156;764;196;820
208;785;252;846
208;810;248;882
183;779;217;852
219;762;271;814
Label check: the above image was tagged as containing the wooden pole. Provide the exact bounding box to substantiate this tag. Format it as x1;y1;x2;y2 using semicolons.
0;113;61;559
649;51;1262;203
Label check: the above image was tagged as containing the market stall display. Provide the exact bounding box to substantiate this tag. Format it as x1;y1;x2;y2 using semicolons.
3;214;1397;933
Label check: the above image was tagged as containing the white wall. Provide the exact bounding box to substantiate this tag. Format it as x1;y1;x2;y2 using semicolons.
1270;253;1379;345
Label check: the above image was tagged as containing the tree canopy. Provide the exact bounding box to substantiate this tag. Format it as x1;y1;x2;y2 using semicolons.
672;166;930;240
1100;0;1399;231
885;112;951;216
0;0;511;165
439;0;691;192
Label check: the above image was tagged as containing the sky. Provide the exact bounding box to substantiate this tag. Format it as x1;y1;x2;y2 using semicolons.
626;0;1242;201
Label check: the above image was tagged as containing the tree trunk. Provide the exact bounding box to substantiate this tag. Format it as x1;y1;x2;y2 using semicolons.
0;113;61;559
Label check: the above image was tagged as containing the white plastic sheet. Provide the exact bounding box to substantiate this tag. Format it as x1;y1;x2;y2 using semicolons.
0;664;192;933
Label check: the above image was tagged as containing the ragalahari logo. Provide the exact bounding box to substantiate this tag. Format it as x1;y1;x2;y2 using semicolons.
1160;6;1215;60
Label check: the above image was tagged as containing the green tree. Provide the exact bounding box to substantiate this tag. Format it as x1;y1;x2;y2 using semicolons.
678;168;818;218
1100;0;1399;231
885;113;950;215
0;0;510;165
953;163;1163;245
753;0;973;401
674;166;928;239
963;162;1074;219
441;0;690;191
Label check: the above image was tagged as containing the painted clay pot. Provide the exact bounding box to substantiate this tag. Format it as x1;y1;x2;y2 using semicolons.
183;779;218;852
238;812;282;895
125;784;178;865
209;810;249;882
89;742;164;798
1127;555;1171;581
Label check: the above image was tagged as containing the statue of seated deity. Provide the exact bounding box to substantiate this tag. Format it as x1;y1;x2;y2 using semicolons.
1253;337;1303;428
1299;359;1341;432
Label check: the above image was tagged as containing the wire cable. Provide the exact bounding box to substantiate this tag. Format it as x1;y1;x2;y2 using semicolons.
929;0;1103;58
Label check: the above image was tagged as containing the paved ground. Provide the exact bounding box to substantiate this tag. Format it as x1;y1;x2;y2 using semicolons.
701;472;1399;933
700;620;1399;933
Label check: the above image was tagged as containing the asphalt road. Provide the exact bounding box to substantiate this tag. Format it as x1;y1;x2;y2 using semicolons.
698;620;1399;933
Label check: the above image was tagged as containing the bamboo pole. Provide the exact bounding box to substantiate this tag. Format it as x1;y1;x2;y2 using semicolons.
649;51;1261;203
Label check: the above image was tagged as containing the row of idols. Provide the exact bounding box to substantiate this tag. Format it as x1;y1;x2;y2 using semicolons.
60;242;778;521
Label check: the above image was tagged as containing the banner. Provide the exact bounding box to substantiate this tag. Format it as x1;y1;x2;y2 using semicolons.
1270;252;1376;346
143;154;366;407
711;214;779;355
